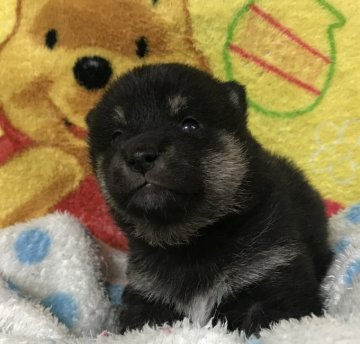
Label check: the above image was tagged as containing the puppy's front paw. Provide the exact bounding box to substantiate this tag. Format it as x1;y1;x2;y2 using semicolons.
241;302;264;336
116;305;145;334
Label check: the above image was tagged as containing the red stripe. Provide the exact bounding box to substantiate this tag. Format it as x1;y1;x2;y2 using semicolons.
229;44;321;96
249;4;331;64
67;124;87;140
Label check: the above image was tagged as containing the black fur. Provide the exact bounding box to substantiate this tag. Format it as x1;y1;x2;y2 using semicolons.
87;63;332;336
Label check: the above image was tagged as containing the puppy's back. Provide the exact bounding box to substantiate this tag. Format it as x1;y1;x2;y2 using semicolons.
245;136;331;281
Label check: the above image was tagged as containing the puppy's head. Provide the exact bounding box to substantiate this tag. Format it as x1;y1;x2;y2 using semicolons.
87;63;248;246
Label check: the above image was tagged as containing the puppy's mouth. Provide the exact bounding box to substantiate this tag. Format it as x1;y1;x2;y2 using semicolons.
128;179;174;198
126;173;189;198
129;175;195;197
63;118;87;140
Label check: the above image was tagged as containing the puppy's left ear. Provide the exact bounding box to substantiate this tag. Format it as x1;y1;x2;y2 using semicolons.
223;81;247;114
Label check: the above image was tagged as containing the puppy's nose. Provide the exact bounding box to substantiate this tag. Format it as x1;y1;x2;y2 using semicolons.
127;150;159;174
73;56;112;90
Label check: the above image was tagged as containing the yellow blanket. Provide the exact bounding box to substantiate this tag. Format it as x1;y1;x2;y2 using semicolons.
0;0;358;248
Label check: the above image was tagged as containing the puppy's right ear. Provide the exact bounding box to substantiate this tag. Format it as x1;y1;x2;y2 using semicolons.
223;81;247;114
86;109;96;128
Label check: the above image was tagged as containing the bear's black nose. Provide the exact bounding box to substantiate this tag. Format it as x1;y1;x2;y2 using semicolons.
73;56;112;90
127;151;159;174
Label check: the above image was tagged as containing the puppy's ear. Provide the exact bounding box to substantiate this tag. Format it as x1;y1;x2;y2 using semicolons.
223;81;247;114
86;109;96;128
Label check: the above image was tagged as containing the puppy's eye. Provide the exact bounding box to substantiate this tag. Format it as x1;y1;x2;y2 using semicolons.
111;130;123;142
181;118;200;132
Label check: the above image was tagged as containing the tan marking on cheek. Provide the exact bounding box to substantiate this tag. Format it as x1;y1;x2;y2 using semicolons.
95;154;117;211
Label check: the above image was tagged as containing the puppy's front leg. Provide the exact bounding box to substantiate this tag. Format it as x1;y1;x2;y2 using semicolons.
214;259;324;336
117;286;183;334
213;290;262;335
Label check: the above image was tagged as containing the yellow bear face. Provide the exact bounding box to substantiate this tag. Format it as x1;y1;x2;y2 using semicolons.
0;0;207;231
0;0;207;165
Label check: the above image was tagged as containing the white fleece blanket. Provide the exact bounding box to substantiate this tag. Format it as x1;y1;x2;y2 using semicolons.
0;203;359;343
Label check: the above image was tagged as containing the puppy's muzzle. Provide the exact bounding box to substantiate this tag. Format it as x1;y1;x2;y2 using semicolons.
127;151;159;174
122;133;164;175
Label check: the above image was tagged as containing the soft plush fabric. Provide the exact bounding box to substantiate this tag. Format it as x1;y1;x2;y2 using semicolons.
0;0;358;249
0;203;359;342
0;0;359;340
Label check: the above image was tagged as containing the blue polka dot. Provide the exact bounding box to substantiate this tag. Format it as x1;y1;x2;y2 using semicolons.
343;259;360;287
41;293;78;328
14;228;51;265
333;238;351;254
346;204;360;224
106;283;124;305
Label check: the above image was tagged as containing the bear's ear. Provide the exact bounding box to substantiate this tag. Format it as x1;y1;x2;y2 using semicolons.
0;0;19;46
223;81;247;114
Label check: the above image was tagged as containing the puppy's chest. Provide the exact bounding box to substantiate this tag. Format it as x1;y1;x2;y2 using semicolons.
128;242;299;325
128;258;230;325
177;281;229;325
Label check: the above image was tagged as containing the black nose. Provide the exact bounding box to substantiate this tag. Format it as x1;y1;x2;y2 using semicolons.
127;151;159;174
73;56;112;90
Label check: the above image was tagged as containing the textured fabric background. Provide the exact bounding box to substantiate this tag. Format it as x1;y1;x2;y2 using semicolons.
0;0;358;249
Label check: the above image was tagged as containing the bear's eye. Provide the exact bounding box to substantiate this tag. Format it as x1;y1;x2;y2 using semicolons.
45;29;57;49
181;118;200;132
135;36;149;58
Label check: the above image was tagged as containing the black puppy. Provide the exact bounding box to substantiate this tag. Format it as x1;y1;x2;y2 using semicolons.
87;63;332;336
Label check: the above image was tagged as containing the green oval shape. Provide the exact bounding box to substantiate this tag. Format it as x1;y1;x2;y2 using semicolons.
223;0;346;119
